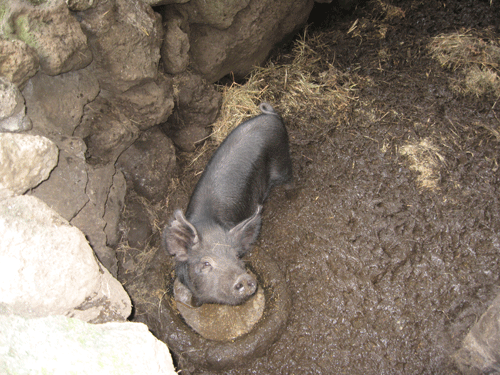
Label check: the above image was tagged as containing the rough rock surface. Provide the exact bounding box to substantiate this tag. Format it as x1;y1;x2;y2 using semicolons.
116;126;177;203
23;70;100;137
174;279;265;341
66;0;96;12
120;198;154;250
0;315;177;375
0;38;39;89
30;137;89;221
78;0;163;93
454;292;500;374
103;171;127;248
142;0;189;5
179;0;251;30
70;164;126;275
161;15;190;75
175;0;314;82
0;133;58;198
0;195;131;322
0;77;31;132
10;0;93;76
75;95;140;166
163;72;221;151
101;76;174;132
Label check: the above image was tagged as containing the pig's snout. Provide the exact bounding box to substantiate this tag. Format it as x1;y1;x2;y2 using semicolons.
233;273;257;299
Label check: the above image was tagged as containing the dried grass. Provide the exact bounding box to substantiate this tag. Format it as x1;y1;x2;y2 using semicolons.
429;31;500;97
429;32;500;71
210;29;358;145
399;138;445;190
462;65;500;97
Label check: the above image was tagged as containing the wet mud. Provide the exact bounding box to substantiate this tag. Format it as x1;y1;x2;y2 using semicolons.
201;1;500;373
119;0;500;374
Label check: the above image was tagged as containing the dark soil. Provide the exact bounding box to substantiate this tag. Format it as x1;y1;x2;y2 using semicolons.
119;0;500;374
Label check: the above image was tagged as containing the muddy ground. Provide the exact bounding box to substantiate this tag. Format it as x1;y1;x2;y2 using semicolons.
118;0;500;374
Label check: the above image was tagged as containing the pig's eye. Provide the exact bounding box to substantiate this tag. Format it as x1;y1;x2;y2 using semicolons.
198;258;213;272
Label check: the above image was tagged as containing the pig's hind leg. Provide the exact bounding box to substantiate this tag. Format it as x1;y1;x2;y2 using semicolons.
270;148;294;190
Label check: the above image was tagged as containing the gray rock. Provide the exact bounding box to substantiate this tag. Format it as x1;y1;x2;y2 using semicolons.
70;164;124;275
161;16;190;75
28;135;125;274
30;137;89;221
454;292;500;374
78;0;163;93
116;126;176;202
185;0;314;82
103;170;127;248
10;0;93;76
0;77;31;132
163;72;221;151
0;315;177;374
74;95;139;166
23;69;100;137
166;124;210;152
120;199;153;250
0;195;131;322
0;133;58;198
0;38;39;90
102;75;174;132
178;0;251;29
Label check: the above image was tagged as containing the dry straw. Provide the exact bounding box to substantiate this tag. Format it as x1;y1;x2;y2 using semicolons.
399;138;445;190
210;29;358;146
429;31;500;97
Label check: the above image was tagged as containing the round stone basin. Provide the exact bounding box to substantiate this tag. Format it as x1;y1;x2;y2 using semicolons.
158;253;291;371
174;278;265;341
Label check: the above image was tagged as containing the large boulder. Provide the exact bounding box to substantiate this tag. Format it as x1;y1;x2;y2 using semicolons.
168;0;314;82
160;13;190;75
0;315;177;374
178;0;251;29
74;95;140;166
0;133;58;199
101;75;174;132
8;0;93;76
0;195;131;322
23;69;100;138
30;136;89;222
0;38;39;90
78;0;163;93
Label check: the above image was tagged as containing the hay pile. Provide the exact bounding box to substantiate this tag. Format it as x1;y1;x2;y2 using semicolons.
429;30;500;97
211;29;358;145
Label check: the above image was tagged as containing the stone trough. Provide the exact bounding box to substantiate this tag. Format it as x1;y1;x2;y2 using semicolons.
150;253;291;371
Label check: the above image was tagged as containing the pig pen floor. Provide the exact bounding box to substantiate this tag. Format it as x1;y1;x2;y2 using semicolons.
119;1;500;374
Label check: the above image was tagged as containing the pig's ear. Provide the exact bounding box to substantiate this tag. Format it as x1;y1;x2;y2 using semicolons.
163;210;199;262
230;205;262;256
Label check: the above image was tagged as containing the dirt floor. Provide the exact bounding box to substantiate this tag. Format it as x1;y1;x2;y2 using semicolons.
119;0;500;373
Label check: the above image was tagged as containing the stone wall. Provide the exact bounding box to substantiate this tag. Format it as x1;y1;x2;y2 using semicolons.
0;0;317;371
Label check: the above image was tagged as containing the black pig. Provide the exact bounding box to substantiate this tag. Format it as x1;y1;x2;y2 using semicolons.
163;103;292;306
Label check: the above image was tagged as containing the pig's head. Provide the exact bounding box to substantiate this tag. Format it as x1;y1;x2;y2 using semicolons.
164;206;262;306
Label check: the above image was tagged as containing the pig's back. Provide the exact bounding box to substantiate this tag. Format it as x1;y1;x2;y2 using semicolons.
186;112;288;228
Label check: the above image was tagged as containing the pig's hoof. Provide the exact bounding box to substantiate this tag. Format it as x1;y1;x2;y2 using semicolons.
160;254;291;371
173;278;265;341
